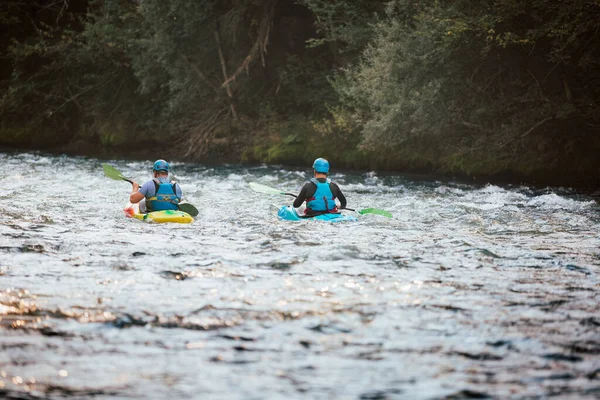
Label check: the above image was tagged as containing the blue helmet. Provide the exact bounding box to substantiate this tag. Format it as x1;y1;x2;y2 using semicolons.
152;159;170;172
312;158;329;173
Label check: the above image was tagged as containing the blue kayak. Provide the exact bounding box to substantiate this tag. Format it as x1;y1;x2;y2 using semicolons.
277;206;358;222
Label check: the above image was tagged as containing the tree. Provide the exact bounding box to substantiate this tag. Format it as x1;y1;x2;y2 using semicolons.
333;0;600;176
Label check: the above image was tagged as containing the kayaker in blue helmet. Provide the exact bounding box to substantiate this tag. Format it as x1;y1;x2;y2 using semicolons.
293;158;347;216
129;159;183;212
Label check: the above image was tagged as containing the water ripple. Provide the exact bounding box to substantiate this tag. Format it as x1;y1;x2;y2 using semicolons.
0;152;599;399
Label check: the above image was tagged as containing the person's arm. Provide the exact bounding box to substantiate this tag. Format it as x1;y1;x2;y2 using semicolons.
131;181;153;204
331;182;347;209
130;182;144;203
292;184;309;208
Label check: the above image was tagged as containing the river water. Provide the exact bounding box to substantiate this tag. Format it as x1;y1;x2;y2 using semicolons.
0;152;598;399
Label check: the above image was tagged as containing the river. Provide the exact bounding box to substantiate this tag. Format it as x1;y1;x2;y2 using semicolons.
0;152;599;399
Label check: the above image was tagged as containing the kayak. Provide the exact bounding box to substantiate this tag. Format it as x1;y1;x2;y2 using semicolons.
277;206;358;222
123;203;194;224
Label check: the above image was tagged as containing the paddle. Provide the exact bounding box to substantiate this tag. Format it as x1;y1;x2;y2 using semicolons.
102;163;199;217
173;203;199;217
248;182;297;198
248;182;393;218
103;163;134;184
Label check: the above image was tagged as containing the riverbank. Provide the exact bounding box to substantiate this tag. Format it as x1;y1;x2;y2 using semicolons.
2;134;599;194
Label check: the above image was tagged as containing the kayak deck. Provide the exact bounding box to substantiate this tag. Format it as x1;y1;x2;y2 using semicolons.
123;203;194;224
277;206;357;222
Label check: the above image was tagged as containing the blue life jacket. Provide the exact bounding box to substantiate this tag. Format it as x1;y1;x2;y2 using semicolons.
306;178;337;212
146;178;180;211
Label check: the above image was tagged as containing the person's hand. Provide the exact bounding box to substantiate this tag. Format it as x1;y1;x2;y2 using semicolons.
132;182;140;192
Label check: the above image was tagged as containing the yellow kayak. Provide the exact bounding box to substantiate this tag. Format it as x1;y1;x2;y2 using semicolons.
123;203;194;224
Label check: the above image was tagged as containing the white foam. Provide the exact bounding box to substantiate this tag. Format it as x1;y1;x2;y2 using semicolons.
527;193;594;210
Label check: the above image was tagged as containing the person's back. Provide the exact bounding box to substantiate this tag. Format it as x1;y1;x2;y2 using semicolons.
141;177;181;212
129;159;183;213
293;158;347;216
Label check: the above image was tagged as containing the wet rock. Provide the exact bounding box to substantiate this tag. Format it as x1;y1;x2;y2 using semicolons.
359;389;403;399
543;353;583;362
112;314;147;329
217;334;257;342
566;286;594;292
0;342;31;350
580;317;600;327
486;340;512;347
505;299;568;309
308;324;352;334
356;350;385;361
270;262;293;270
153;314;241;331
532;373;575;381
266;257;304;270
392;258;411;268
131;251;146;257
565;264;591;275
441;390;491;399
43;384;122;397
0;388;39;400
229;359;260;364
4;233;31;239
452;351;503;361
477;249;501;258
39;327;75;337
233;345;257;352
159;271;189;280
567;341;600;354
431;304;469;313
587;368;600;379
0;244;45;253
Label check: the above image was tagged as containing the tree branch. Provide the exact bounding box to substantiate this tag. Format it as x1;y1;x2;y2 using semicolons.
214;29;238;120
520;116;555;138
220;0;277;88
182;56;221;95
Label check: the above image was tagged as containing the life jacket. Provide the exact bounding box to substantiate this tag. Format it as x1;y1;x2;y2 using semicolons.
146;178;180;211
306;178;338;213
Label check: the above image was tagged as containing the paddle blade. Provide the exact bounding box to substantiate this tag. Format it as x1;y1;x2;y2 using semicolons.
102;163;125;181
178;203;199;217
249;182;286;196
358;208;393;218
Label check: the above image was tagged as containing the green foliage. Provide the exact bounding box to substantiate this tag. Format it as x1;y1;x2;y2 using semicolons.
0;0;598;186
299;1;385;53
330;0;600;183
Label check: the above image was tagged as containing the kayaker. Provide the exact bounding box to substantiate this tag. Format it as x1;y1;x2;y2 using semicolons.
129;159;183;213
293;158;347;216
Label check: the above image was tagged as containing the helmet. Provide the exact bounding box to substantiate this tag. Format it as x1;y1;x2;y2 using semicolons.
152;159;170;172
312;158;329;173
